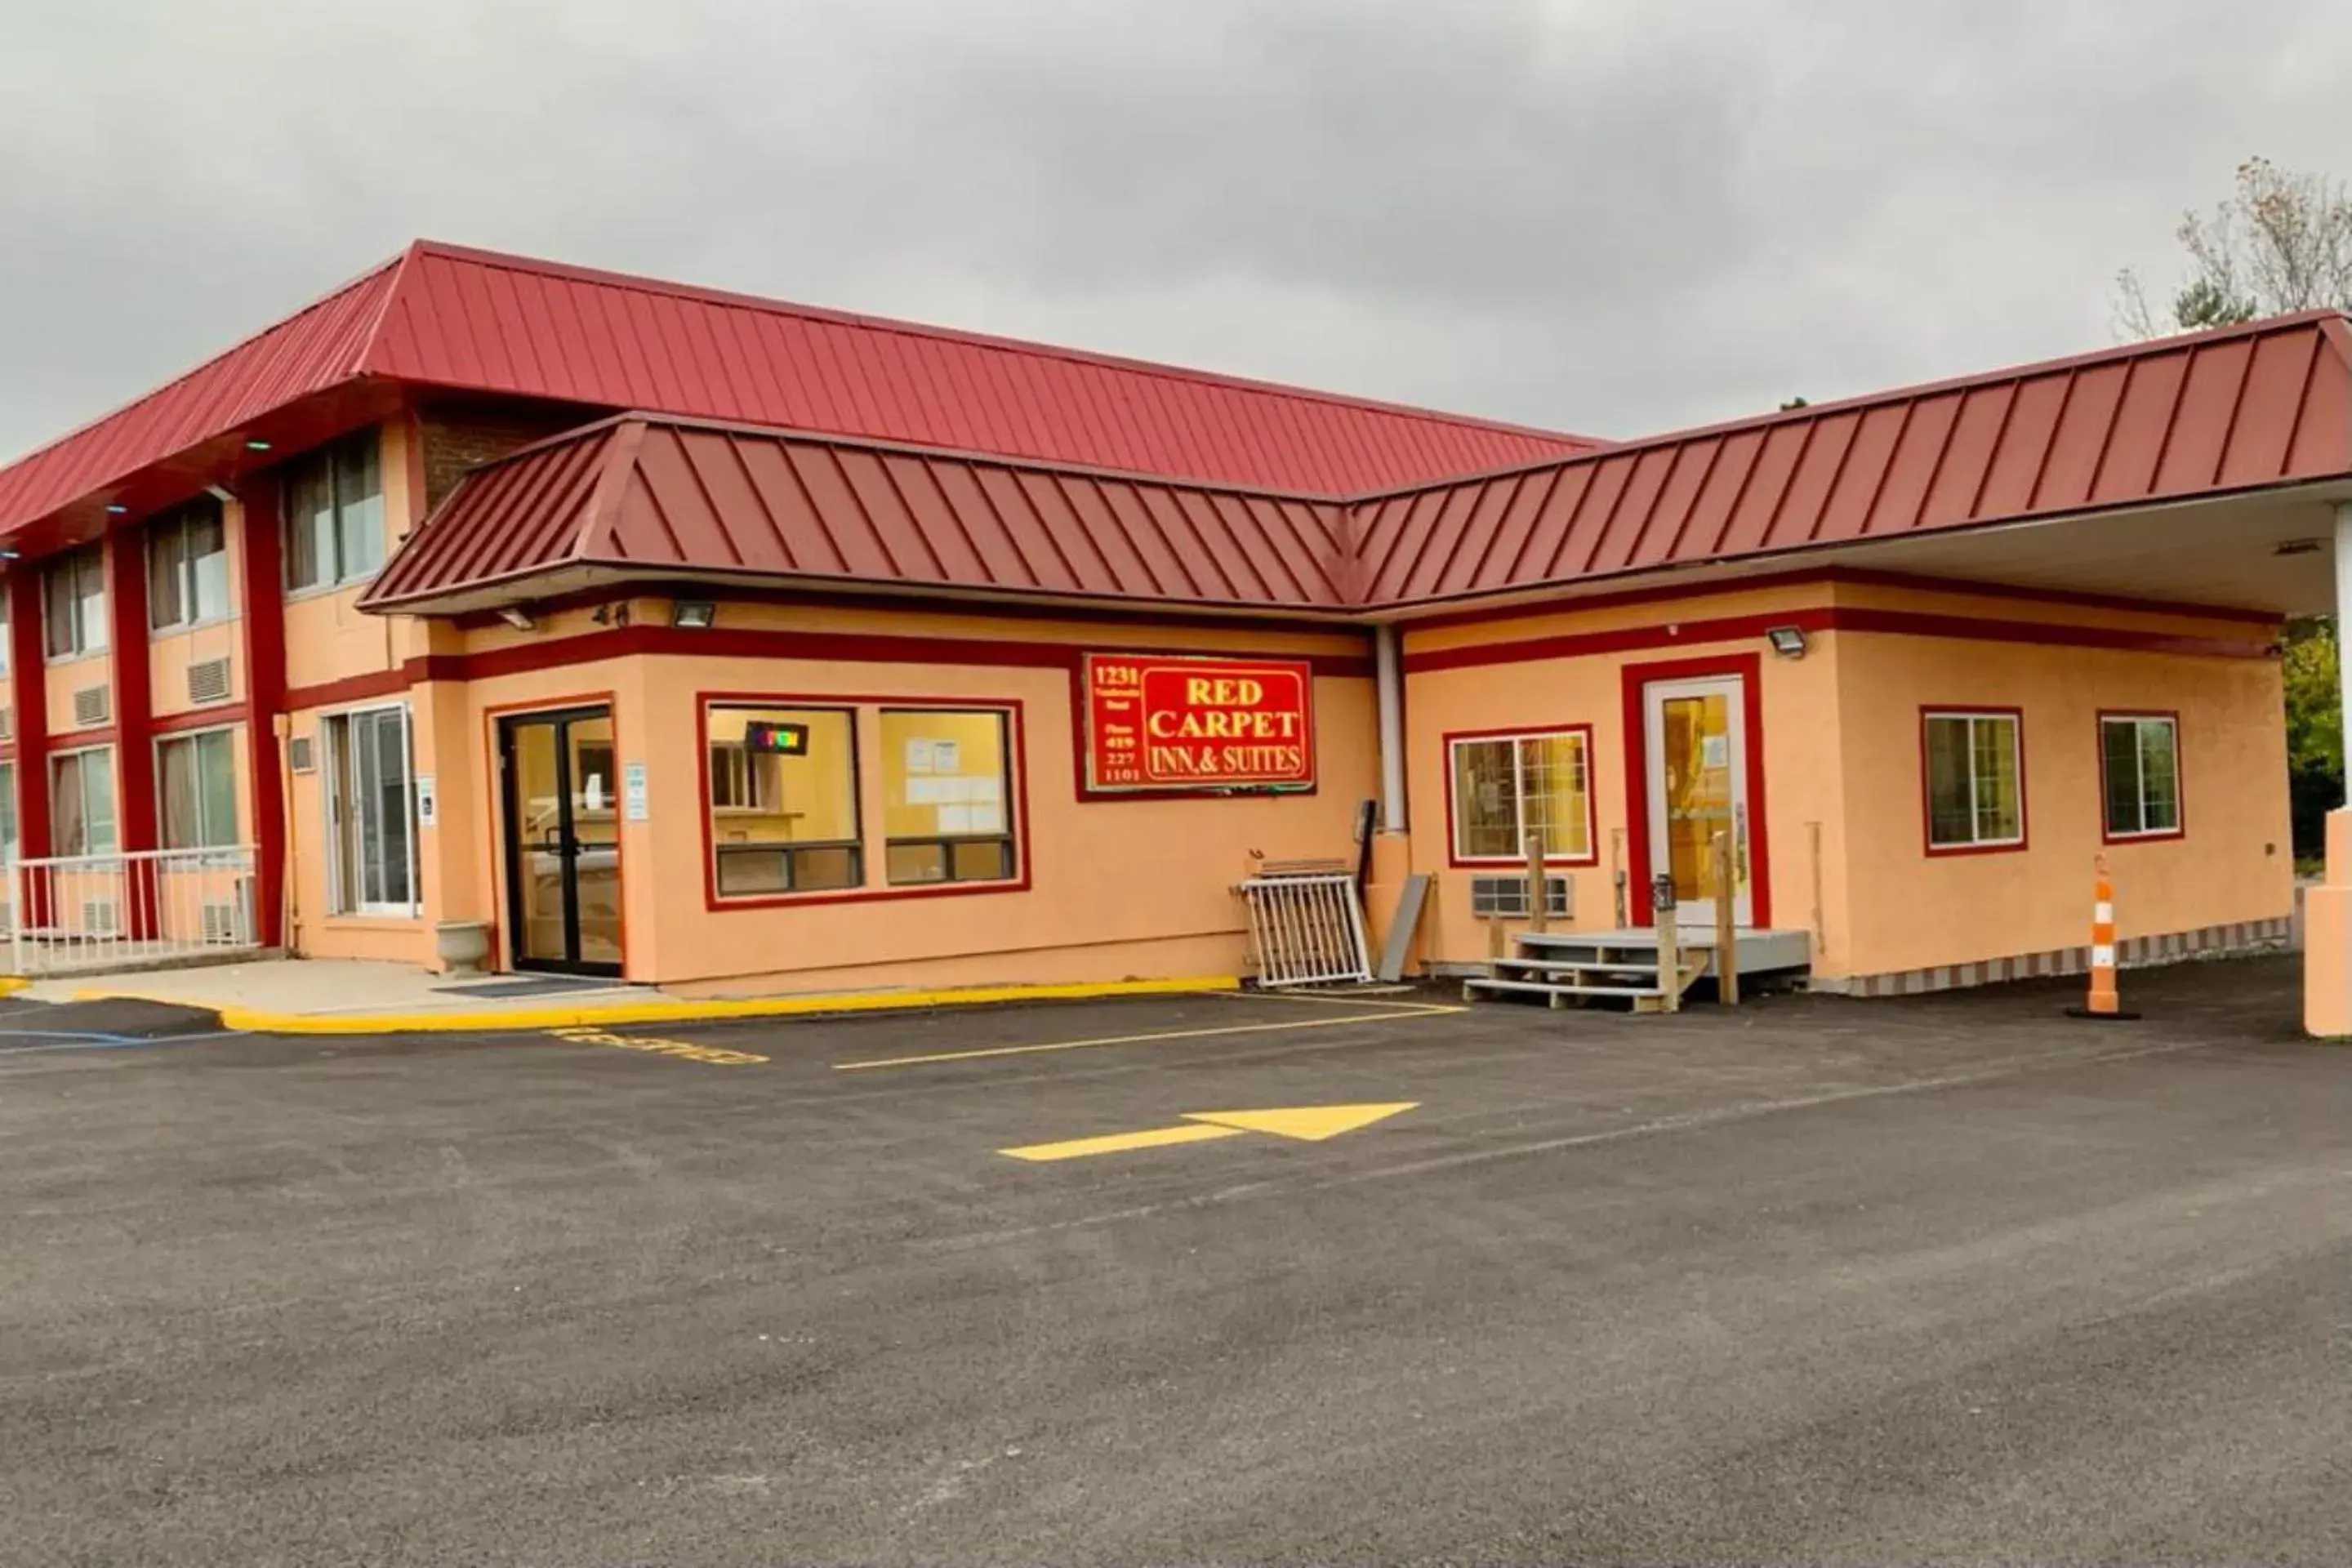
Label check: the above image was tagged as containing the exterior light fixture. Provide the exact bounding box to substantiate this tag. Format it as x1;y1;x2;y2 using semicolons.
1765;625;1809;658
106;504;129;515
243;438;273;452
671;599;717;630
0;549;19;562
496;605;536;632
2274;537;2324;556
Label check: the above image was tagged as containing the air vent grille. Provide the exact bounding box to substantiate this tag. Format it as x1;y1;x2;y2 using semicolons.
1470;874;1571;919
187;657;232;706
72;685;109;728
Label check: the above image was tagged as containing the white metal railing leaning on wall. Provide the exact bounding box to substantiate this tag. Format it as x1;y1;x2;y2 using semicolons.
2;845;260;977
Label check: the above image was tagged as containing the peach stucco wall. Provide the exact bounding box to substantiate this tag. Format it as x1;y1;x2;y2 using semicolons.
296;596;1374;985
1399;579;2289;983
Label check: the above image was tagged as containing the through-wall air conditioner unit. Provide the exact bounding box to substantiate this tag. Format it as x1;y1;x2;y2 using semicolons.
287;736;315;774
187;657;233;706
81;900;119;937
73;685;109;728
1469;874;1572;919
200;900;245;945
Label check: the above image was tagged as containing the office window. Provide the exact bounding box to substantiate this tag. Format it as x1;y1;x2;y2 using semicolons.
705;706;861;898
51;746;118;858
2102;715;2181;840
880;709;1017;886
1449;729;1592;861
283;431;385;593
149;500;231;630
324;706;416;914
1924;710;2025;850
159;730;239;850
43;546;107;658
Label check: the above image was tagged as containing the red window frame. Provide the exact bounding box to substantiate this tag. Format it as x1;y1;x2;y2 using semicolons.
2096;709;2185;844
1918;705;2029;858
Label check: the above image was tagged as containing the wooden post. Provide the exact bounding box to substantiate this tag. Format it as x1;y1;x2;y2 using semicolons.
1610;827;1626;929
1808;820;1825;960
1524;829;1548;934
1651;873;1681;1013
1712;831;1740;1007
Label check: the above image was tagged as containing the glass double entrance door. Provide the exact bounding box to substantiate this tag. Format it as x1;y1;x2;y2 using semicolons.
499;706;622;975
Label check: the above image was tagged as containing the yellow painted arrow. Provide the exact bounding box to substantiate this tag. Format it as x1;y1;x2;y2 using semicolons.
1000;1102;1417;1162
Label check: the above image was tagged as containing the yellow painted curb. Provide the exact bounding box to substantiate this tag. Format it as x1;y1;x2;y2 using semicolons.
0;977;29;997
76;974;1242;1036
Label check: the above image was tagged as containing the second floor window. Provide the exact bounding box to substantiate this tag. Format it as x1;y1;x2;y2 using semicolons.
284;432;385;594
43;546;107;659
149;500;231;630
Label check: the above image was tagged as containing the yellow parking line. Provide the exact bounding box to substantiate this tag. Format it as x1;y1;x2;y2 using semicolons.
833;1002;1454;1071
1000;1124;1247;1161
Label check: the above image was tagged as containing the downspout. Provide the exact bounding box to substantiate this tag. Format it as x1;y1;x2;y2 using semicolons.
1375;622;1406;834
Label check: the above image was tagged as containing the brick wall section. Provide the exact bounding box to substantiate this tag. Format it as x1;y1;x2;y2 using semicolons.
418;403;586;512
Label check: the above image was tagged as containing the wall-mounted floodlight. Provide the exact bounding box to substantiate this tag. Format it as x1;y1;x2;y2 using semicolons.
671;599;717;630
1765;625;1810;658
497;606;536;632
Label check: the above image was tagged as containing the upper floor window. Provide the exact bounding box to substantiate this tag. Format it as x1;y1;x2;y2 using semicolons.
43;546;107;660
284;432;385;594
149;499;231;630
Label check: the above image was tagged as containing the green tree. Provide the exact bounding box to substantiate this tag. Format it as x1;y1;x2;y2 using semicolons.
2114;157;2352;337
2283;619;2341;864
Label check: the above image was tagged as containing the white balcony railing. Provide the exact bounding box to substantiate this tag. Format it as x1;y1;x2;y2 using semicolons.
2;846;261;977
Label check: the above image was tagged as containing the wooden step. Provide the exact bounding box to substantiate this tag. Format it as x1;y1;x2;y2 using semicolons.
1463;976;1662;1005
1495;955;1661;977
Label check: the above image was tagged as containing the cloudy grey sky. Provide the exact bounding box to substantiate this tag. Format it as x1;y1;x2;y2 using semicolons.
2;0;2346;462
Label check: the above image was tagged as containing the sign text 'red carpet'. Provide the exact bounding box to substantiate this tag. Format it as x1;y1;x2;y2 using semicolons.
1082;655;1315;791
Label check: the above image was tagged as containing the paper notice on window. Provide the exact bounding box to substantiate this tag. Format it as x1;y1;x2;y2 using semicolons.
905;738;935;774
969;776;1003;804
967;802;1004;834
1700;735;1730;770
905;777;948;805
930;739;960;774
938;804;975;833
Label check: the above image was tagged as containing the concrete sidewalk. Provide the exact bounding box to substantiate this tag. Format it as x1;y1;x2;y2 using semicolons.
23;956;1239;1033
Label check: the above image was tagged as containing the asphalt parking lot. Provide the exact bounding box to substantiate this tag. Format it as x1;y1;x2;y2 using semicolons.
2;956;2347;1566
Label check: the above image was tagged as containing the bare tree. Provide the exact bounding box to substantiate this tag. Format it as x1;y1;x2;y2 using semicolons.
2115;158;2352;339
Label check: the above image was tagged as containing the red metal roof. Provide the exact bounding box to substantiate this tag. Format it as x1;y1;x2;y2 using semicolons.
0;258;402;539
1352;310;2352;606
373;311;2352;618
363;415;1354;613
0;240;1596;539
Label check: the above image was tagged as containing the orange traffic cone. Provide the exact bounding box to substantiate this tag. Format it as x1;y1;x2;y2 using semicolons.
2066;853;2140;1020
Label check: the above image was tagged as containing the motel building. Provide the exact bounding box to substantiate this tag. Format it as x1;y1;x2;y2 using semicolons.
4;241;2352;1027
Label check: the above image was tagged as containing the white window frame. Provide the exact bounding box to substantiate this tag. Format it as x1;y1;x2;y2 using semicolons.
1923;710;2025;852
155;726;242;852
323;703;419;917
49;743;118;858
148;501;233;632
1446;728;1596;864
2100;713;2183;840
43;545;108;662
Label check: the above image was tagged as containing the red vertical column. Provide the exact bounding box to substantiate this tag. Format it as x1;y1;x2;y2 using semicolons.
234;474;287;948
8;568;52;929
106;526;158;937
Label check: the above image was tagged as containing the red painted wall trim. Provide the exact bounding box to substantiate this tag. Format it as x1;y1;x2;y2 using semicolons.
7;572;51;924
151;704;249;736
1400;564;2282;635
235;472;288;947
1918;705;2029;858
2096;707;2187;845
1406;604;2274;675
284;626;1374;715
1619;653;1771;929
693;690;1034;914
1437;723;1601;867
105;528;157;852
